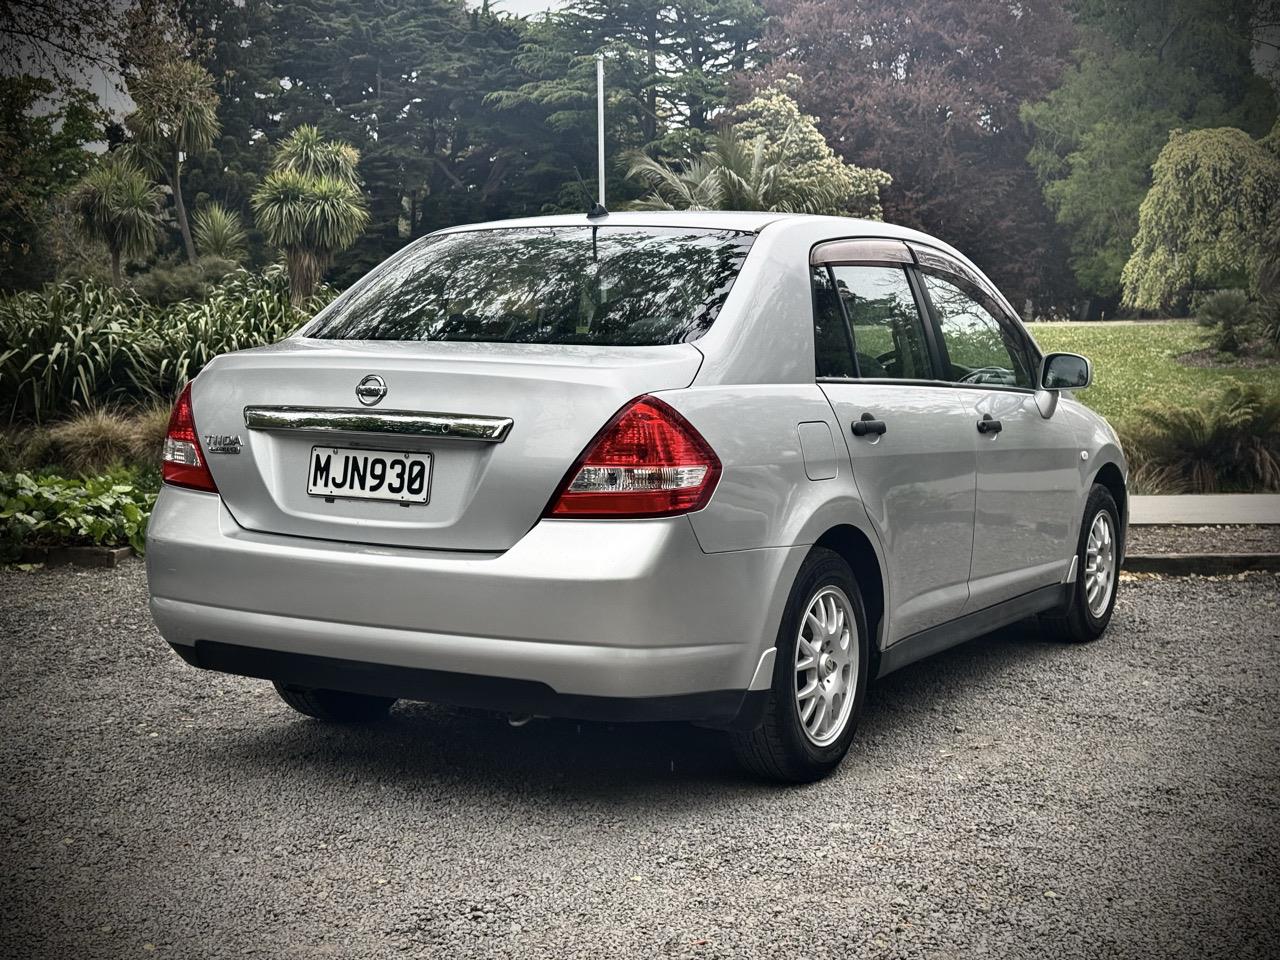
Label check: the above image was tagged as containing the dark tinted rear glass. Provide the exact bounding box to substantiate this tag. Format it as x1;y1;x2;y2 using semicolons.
306;225;755;345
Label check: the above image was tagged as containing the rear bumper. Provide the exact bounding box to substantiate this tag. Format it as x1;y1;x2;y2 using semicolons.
146;486;801;721
169;640;768;725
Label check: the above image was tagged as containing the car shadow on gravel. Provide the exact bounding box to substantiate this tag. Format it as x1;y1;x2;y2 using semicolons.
209;618;1070;797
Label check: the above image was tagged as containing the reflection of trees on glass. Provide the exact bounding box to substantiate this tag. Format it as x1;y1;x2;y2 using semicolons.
922;272;1030;386
307;227;754;346
830;265;929;379
812;268;855;378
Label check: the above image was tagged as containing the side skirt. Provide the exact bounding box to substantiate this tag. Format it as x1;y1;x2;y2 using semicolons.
875;583;1069;679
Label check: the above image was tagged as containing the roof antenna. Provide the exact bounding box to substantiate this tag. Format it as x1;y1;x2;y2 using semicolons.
588;52;608;219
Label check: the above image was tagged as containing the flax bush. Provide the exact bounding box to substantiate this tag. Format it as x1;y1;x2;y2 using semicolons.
0;267;331;423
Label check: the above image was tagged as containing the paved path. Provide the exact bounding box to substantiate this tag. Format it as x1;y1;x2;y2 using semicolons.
1130;494;1280;525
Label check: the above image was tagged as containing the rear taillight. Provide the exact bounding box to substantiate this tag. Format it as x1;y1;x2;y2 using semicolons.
546;395;721;518
162;383;218;493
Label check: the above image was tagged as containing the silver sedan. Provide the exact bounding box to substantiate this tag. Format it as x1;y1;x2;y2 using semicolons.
147;211;1126;782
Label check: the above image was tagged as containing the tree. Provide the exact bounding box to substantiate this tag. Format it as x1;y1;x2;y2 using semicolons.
1122;126;1280;311
0;75;105;290
751;0;1074;306
68;157;163;285
627;79;889;217
0;1;125;98
732;77;890;220
494;1;764;144
125;56;222;264
252;126;369;304
264;0;552;281
488;1;766;211
1023;0;1277;300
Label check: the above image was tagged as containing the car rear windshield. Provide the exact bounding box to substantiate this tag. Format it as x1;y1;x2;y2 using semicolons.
304;225;755;346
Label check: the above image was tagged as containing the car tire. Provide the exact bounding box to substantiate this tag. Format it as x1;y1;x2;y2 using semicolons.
273;682;396;722
730;547;869;783
1040;483;1122;644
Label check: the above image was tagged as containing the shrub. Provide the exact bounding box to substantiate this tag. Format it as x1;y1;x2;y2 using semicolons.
0;280;147;422
1197;289;1256;354
46;409;139;473
1255;220;1280;348
129;403;172;464
0;469;157;560
129;255;239;306
193;203;248;262
45;407;167;474
128;266;318;400
0;267;329;423
1129;383;1280;493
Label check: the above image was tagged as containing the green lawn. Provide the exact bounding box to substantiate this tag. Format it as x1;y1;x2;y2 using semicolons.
1029;321;1280;427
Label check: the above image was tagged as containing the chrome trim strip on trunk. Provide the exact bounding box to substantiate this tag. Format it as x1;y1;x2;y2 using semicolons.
243;406;513;442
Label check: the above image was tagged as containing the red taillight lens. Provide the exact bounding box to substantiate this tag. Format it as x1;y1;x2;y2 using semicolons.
547;395;721;518
162;383;218;493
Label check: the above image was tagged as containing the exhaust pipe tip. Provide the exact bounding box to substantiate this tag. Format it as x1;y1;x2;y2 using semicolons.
506;713;534;728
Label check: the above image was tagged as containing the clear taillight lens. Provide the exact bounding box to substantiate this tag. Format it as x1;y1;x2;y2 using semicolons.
546;396;721;518
162;383;218;493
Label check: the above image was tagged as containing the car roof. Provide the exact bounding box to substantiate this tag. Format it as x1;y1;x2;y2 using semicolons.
432;210;947;244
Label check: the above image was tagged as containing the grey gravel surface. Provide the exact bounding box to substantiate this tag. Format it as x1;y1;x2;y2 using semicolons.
2;561;1278;959
1127;524;1280;556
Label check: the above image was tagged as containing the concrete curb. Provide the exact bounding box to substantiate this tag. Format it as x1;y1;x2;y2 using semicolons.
1123;553;1280;575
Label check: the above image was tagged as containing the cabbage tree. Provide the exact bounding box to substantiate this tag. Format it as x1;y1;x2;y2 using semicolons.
252;129;369;305
125;58;221;265
68;158;162;285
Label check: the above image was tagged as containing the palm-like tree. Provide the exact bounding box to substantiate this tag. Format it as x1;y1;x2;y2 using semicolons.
271;125;362;182
627;125;848;215
252;167;369;305
125;58;221;264
68;158;162;285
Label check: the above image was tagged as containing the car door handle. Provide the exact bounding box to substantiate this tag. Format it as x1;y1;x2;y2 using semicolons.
977;414;1003;434
851;412;887;437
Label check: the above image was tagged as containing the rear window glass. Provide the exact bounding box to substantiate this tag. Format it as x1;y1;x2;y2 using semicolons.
305;226;755;345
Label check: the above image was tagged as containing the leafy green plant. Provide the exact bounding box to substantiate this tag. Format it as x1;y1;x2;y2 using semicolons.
192;203;248;262
0;268;329;423
1197;289;1257;354
0;280;148;422
0;470;158;560
1128;383;1280;493
129;255;239;306
1254;219;1280;349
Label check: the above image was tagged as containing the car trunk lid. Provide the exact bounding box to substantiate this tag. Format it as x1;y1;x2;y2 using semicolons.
190;338;704;551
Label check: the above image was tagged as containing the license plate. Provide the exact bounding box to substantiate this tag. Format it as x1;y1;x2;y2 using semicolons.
307;446;431;504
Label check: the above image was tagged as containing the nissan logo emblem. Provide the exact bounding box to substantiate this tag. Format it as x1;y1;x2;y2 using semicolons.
355;374;387;406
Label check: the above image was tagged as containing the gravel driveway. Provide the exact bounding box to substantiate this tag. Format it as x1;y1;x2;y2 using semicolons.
1;561;1277;959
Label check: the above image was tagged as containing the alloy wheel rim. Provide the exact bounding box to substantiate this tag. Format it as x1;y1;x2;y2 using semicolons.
794;586;858;747
1084;510;1116;617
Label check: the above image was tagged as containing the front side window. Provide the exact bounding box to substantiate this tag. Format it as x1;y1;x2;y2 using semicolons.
306;226;754;346
830;265;932;380
921;272;1032;388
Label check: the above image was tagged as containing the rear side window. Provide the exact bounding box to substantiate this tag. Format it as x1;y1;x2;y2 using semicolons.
830;265;932;380
812;267;856;378
306;226;754;345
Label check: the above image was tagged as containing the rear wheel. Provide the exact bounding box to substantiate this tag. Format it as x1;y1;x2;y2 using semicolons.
273;682;396;722
1040;483;1121;643
731;548;869;783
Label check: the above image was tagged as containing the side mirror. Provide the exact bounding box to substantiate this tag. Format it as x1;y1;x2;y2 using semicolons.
1040;352;1091;390
1034;353;1090;419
